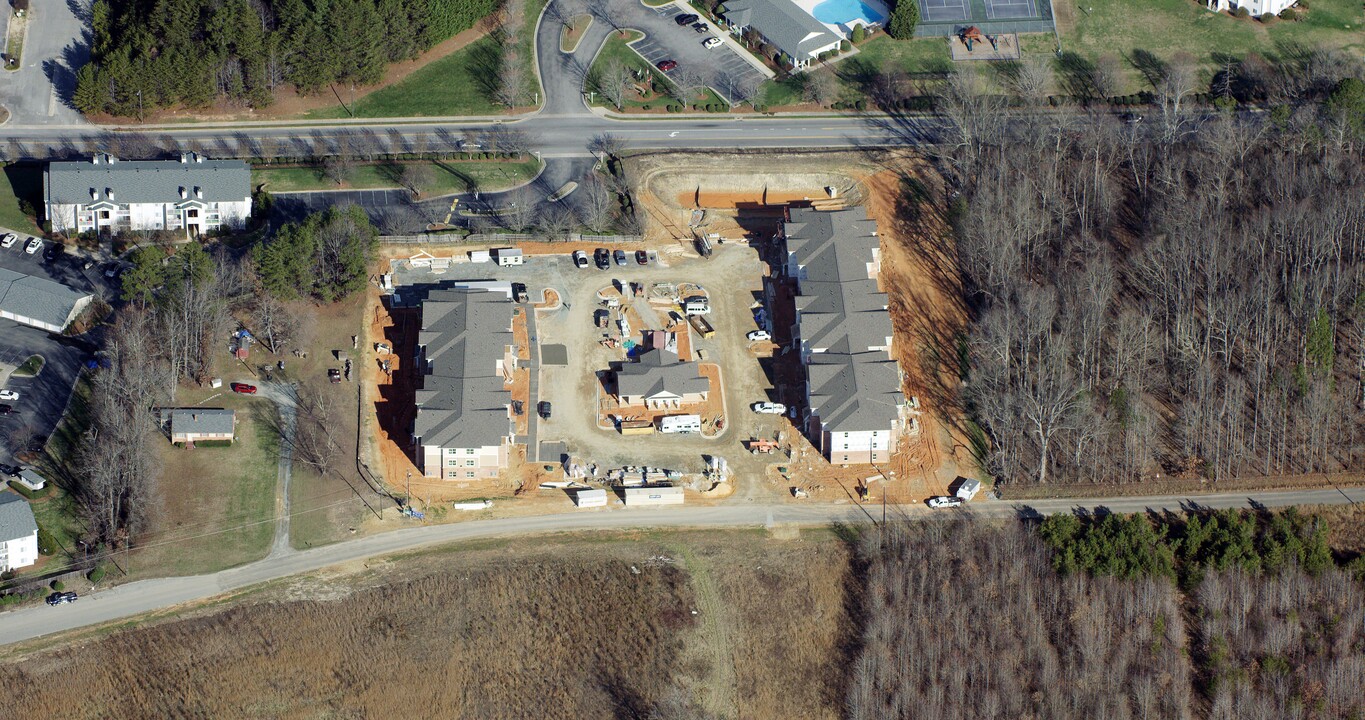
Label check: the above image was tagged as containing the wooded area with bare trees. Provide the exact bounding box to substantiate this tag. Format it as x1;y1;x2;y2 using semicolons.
847;513;1365;720
947;56;1365;486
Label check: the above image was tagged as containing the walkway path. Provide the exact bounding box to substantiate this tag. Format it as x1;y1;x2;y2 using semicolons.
1;485;1359;647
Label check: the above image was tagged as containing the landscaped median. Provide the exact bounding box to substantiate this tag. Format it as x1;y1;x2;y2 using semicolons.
252;157;543;197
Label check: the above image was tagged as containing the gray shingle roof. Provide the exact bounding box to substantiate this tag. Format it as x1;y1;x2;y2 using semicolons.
807;350;903;431
166;408;236;437
0;267;93;331
785;208;903;434
0;492;38;543
723;0;841;61
45;157;251;206
616;350;709;400
413;287;514;449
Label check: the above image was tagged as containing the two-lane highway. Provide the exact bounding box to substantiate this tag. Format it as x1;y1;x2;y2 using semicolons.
1;486;1359;648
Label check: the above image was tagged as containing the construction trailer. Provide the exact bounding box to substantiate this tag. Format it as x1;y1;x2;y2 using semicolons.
658;414;702;434
956;478;982;501
493;247;524;266
624;485;685;507
574;488;608;507
468;249;491;263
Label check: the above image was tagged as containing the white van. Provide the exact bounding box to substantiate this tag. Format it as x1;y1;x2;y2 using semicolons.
683;296;710;315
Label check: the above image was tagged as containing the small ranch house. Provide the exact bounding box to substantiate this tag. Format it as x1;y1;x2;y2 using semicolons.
163;408;237;445
614;350;709;410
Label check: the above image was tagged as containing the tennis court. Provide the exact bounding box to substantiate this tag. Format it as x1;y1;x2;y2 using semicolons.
921;0;969;22
984;0;1038;19
915;0;1055;35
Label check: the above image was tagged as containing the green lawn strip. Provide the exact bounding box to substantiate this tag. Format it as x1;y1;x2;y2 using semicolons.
28;491;83;559
0;164;43;233
2;16;23;72
124;415;278;579
561;15;594;53
1060;0;1364;93
589;30;732;111
13;354;44;377
254;158;541;195
286;467;366;550
305;0;547;119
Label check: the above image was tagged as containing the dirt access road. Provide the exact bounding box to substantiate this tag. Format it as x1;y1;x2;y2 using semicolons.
3;487;1362;650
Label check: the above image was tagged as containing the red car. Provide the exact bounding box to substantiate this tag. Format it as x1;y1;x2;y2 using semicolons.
231;383;257;394
657;59;677;72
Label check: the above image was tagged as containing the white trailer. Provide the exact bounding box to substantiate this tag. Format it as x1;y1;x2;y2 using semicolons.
624;485;684;507
574;488;608;507
956;478;982;501
658;414;702;434
493;247;524;266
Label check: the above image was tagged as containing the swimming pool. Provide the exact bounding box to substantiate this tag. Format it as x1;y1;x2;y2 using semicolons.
811;0;886;26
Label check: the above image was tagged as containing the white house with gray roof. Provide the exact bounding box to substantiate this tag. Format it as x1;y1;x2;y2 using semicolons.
785;207;904;464
44;154;251;239
412;286;518;480
614;349;710;410
723;0;843;69
162;408;237;445
0;493;39;573
0;267;94;333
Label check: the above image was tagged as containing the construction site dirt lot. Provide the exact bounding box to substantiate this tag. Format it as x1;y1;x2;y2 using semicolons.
629;150;973;507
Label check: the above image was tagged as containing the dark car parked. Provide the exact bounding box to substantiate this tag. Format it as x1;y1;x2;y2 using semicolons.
594;248;611;270
657;59;678;72
675;13;698;25
538;401;552;419
46;591;78;606
613;249;628;266
635;250;649;265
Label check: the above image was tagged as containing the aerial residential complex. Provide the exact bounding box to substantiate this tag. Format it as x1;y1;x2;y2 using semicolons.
44;154;252;238
784;207;904;464
411;284;519;480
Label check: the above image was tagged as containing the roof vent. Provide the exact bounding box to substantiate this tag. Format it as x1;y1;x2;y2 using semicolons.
194;186;203;199
179;186;187;199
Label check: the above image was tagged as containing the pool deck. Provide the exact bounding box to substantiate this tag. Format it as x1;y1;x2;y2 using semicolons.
792;0;890;38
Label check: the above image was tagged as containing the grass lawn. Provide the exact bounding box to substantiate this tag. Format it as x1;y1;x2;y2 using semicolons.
306;0;547;118
124;412;278;579
1058;0;1365;92
13;355;44;377
254;158;542;196
0;164;42;234
28;490;83;559
561;14;594;53
589;30;733;111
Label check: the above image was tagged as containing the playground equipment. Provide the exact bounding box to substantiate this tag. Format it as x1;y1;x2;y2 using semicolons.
958;26;999;52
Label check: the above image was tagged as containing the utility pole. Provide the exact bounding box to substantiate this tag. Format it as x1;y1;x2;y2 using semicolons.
405;470;412;508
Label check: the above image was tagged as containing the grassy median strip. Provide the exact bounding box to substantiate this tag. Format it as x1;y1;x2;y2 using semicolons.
253;158;542;196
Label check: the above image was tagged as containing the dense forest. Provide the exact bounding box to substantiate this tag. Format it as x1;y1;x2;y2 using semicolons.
944;54;1365;486
72;0;498;115
847;514;1365;720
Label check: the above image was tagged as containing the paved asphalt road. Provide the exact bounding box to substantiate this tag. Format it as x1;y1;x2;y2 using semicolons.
1;486;1359;647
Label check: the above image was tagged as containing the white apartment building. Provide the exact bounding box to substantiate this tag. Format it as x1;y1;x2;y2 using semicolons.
44;153;251;238
0;493;39;573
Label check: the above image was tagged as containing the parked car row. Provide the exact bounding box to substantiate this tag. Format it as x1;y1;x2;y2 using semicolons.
573;248;650;270
1;232;42;255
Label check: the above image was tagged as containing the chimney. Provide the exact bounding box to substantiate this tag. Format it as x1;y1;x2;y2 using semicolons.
179;186;187;199
108;156;118;164
195;154;204;163
180;153;188;164
90;188;98;200
194;186;203;199
106;188;115;201
92;155;101;165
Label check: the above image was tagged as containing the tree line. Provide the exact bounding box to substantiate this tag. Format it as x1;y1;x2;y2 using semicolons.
845;513;1364;719
937;49;1365;487
252;204;379;302
73;0;498;116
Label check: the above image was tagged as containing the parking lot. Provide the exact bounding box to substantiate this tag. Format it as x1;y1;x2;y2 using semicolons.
0;321;87;468
0;228;108;298
625;2;770;105
389;244;788;478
